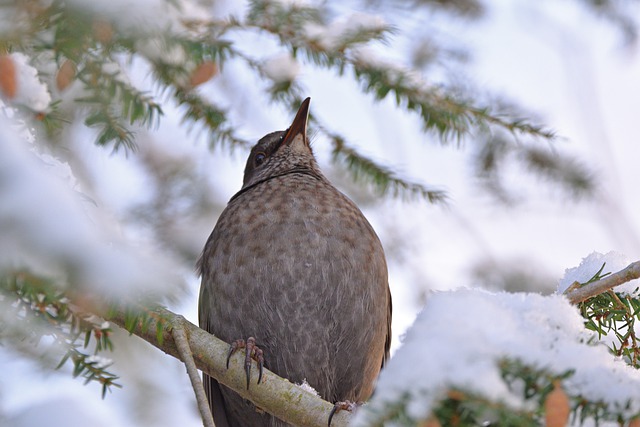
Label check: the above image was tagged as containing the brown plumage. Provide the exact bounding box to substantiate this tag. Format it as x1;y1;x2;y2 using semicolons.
197;98;391;426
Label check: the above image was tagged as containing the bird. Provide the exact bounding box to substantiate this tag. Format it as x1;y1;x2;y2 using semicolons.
197;97;391;427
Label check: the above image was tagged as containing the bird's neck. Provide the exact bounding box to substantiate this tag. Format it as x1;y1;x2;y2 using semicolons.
230;167;325;203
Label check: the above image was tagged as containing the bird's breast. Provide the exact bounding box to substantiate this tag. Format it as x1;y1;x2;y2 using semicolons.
199;172;389;400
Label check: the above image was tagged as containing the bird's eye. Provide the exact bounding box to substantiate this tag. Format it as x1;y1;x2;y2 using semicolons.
255;152;267;166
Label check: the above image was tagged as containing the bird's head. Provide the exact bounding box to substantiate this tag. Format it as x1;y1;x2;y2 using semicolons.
242;97;321;189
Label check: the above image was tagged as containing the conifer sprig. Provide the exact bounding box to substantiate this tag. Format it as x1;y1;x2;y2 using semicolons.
1;270;121;397
577;263;640;368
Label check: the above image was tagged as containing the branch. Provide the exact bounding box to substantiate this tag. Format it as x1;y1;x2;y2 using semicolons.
107;307;351;427
565;261;640;304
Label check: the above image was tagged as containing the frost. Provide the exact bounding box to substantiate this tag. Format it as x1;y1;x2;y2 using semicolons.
558;251;639;295
10;52;51;111
263;53;300;83
355;289;640;425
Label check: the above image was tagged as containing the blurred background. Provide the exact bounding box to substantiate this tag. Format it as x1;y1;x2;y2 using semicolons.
1;0;640;425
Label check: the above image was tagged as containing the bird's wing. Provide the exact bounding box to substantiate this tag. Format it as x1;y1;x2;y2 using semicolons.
382;285;393;368
203;373;230;427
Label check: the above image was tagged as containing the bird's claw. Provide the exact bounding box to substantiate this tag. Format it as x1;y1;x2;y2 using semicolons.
328;400;359;427
226;337;264;390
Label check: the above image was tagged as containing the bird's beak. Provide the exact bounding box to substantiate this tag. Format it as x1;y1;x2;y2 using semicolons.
279;97;310;149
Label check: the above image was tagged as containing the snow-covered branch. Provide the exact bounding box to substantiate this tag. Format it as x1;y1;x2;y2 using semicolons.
353;289;640;426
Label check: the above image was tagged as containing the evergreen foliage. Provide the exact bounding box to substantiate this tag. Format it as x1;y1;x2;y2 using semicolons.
0;0;638;425
0;0;595;200
1;270;120;397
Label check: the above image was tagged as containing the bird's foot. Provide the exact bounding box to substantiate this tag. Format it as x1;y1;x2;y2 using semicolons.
328;400;360;426
226;336;264;390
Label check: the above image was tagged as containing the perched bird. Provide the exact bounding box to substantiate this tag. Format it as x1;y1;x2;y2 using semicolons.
198;98;391;426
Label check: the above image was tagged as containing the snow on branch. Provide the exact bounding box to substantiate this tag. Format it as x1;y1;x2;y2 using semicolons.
355;289;640;426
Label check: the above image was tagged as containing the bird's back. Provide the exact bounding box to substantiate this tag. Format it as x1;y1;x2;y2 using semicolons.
198;171;390;426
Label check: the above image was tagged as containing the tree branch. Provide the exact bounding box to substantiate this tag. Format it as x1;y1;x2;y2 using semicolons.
565;261;640;304
107;307;351;427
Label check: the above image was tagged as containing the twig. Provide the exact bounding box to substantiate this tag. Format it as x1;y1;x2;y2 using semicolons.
172;317;215;427
566;261;640;304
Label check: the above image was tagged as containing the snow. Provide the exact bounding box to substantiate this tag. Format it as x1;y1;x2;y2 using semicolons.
135;37;188;66
303;12;388;51
101;60;133;85
296;379;320;396
263;53;301;83
86;355;114;370
35;152;78;188
1;1;639;426
558;251;640;295
271;0;312;6
65;0;211;34
0;121;185;301
0;7;31;45
8;52;51;111
355;289;640;425
349;46;428;93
